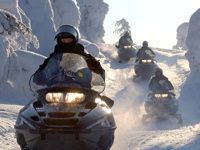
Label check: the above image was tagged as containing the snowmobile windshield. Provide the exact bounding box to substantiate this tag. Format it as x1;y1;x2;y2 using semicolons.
150;79;173;93
122;39;133;47
30;53;105;94
138;49;155;59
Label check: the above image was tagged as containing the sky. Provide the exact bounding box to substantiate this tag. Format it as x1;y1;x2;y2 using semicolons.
103;0;200;49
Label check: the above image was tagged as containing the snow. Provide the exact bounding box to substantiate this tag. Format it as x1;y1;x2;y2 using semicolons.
18;0;56;56
77;0;108;43
173;22;188;50
50;0;80;29
0;0;200;150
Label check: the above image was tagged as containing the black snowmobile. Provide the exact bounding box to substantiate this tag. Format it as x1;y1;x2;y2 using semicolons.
133;49;158;81
116;40;136;63
15;53;116;150
142;91;183;125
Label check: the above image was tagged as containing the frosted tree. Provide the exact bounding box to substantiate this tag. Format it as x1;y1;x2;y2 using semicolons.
76;0;109;44
185;8;200;74
19;0;56;56
50;0;80;29
113;18;132;37
179;8;200;119
0;10;38;51
0;0;37;50
0;10;38;93
0;0;29;25
173;22;188;50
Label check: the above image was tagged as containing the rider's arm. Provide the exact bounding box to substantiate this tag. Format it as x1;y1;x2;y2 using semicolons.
35;57;50;73
85;54;105;76
148;78;155;91
168;80;174;90
136;49;141;58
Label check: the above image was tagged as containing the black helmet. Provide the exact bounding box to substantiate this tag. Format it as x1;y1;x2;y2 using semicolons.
155;68;163;75
124;31;130;37
142;41;148;47
55;25;79;48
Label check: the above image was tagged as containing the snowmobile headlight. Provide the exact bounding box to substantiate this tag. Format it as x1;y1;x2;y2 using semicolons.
124;45;133;49
162;94;168;98
46;93;85;103
154;94;168;98
142;59;152;63
146;59;152;63
141;59;147;63
154;94;162;98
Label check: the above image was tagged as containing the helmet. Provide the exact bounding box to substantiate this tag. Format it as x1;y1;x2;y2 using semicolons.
124;31;130;37
142;41;148;47
155;68;163;75
55;25;79;48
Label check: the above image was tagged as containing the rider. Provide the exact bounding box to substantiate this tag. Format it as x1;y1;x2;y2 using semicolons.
116;31;133;48
149;68;174;92
136;41;156;60
35;25;105;77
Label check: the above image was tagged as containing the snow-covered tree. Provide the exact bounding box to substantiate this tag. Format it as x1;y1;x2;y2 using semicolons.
0;0;28;24
113;18;132;37
173;22;188;50
0;10;38;94
179;9;200;121
50;0;80;29
76;0;108;44
0;10;38;51
19;0;56;56
185;8;200;74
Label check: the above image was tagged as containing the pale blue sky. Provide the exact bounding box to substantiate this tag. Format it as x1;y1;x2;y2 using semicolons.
103;0;200;49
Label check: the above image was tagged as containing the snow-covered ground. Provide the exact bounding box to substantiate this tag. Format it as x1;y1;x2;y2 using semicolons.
2;43;200;150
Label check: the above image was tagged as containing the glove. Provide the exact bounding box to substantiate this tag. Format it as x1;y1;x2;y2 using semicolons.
86;58;101;68
86;58;104;75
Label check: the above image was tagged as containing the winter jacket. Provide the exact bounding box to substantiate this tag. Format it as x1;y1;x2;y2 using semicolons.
118;35;133;47
136;47;156;59
149;75;174;92
36;43;105;78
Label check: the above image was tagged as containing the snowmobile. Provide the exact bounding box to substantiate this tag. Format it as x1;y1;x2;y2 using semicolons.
14;53;116;150
142;91;183;125
116;40;136;63
133;50;158;81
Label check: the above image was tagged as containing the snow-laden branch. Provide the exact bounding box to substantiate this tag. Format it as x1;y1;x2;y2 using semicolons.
0;9;39;50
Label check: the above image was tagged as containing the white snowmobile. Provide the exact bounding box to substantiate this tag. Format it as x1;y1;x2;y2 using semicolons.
142;91;183;125
15;53;116;150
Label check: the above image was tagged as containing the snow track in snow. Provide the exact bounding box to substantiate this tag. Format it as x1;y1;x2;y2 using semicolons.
109;47;195;150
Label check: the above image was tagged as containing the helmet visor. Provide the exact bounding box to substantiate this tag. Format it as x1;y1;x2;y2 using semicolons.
55;25;78;40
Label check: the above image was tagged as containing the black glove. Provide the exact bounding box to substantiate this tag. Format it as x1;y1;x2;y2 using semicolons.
86;58;101;68
86;58;104;74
